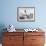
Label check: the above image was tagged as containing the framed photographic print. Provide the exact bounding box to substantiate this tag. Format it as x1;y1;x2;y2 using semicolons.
17;7;35;22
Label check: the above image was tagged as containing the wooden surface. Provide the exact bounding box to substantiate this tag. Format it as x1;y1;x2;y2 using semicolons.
2;30;45;46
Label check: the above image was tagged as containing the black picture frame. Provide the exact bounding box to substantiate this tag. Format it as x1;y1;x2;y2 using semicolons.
17;7;35;22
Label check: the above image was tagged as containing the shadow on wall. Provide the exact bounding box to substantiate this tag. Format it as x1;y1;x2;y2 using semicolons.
0;24;7;43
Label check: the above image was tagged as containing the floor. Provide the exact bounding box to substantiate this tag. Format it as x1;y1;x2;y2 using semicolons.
0;44;2;46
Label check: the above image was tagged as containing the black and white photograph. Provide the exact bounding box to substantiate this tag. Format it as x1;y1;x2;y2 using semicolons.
17;7;35;22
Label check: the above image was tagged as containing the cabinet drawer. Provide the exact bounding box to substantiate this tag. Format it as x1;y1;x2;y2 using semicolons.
32;36;45;44
3;43;16;46
3;32;23;36
24;35;45;46
3;37;23;46
24;32;44;36
31;44;44;46
3;43;23;46
3;36;23;44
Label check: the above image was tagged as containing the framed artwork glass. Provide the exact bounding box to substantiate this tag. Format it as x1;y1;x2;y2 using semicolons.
17;7;35;22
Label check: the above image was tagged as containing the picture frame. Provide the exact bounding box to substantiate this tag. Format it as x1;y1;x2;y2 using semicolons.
17;7;35;22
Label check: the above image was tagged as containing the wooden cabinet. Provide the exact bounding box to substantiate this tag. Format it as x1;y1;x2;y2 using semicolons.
2;32;45;46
